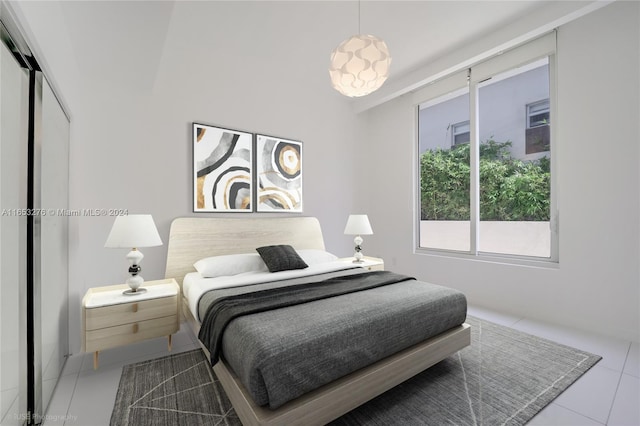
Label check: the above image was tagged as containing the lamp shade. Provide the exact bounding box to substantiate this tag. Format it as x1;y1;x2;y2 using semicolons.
329;34;391;97
104;214;162;248
344;214;373;235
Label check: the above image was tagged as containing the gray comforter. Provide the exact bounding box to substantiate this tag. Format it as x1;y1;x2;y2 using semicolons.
197;267;467;409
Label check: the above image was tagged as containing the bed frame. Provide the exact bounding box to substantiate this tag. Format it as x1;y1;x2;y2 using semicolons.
165;216;470;426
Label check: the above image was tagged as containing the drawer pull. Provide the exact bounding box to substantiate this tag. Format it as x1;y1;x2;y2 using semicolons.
132;303;138;313
133;323;139;333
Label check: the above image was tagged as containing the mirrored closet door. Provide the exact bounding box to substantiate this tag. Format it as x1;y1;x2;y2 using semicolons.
36;75;70;421
1;8;70;424
1;35;30;426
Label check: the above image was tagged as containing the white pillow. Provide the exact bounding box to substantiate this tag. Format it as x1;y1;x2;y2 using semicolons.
296;249;338;265
194;253;268;278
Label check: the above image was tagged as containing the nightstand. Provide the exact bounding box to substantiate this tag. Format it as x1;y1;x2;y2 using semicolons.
339;256;384;271
81;278;179;369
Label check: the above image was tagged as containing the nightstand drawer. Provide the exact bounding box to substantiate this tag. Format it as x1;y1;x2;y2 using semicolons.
85;314;178;352
85;295;178;330
365;264;384;271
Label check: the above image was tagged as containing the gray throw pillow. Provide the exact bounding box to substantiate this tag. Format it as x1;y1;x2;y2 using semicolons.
256;245;309;272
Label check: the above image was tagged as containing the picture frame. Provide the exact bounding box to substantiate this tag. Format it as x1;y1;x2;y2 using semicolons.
256;134;303;212
193;123;253;213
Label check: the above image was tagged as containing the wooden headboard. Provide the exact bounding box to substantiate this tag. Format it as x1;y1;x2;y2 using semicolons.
164;216;326;286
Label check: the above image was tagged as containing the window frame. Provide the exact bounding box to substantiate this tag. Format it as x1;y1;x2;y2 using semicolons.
413;32;559;265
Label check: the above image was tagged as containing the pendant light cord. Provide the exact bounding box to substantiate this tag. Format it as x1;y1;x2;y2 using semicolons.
358;0;361;34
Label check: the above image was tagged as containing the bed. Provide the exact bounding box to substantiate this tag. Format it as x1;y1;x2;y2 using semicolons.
165;216;470;426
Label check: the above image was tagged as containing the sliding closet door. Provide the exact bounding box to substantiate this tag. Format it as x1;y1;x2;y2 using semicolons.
2;5;71;423
38;77;70;415
1;40;30;426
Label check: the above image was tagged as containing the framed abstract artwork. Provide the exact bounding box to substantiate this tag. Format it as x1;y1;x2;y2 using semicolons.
256;134;303;212
193;123;253;212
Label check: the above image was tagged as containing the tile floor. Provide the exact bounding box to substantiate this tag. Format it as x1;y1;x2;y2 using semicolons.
38;307;639;426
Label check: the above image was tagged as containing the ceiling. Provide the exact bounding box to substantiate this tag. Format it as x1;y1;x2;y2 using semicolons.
13;0;595;111
351;1;546;77
54;1;569;86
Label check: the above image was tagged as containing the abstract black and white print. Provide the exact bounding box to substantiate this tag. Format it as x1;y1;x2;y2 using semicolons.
193;123;253;212
256;135;302;212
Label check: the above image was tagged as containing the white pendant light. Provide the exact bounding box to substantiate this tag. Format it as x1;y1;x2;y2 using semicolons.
329;2;391;97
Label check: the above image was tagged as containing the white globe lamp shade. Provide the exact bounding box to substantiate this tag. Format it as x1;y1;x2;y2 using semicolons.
329;34;391;97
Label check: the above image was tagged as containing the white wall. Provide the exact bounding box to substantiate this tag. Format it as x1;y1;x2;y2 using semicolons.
359;1;640;341
11;1;361;354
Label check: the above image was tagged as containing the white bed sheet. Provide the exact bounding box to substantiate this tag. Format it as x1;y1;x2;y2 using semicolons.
183;261;362;322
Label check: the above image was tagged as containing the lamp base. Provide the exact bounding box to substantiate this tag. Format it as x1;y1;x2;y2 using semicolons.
122;288;147;296
353;244;364;263
125;256;144;295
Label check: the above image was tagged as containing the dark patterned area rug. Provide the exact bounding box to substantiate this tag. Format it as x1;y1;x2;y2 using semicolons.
110;316;601;426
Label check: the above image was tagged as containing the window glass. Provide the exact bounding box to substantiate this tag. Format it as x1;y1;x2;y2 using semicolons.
418;90;470;252
477;58;551;257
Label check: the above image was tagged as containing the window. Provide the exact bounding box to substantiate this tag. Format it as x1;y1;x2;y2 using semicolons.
526;99;551;154
416;33;557;262
527;99;550;127
452;121;470;145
